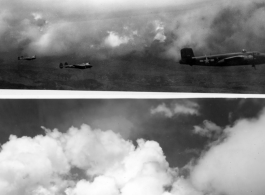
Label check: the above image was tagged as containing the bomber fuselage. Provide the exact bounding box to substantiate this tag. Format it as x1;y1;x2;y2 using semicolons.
179;49;265;67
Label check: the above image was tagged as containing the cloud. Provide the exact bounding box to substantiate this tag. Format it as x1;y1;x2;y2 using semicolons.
166;0;265;60
0;124;182;195
190;109;265;195
47;125;134;176
2;105;265;195
192;120;222;138
154;20;166;43
61;127;178;195
170;177;202;195
66;176;119;195
151;100;200;118
150;103;173;117
104;31;132;48
91;115;134;139
3;0;265;61
0;0;205;58
0;134;71;195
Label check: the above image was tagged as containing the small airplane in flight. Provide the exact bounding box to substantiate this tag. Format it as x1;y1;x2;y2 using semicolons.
179;48;265;68
59;62;92;69
18;55;36;60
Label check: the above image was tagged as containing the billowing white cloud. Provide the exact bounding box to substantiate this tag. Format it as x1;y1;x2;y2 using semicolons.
105;140;173;188
66;176;119;195
0;134;70;195
47;124;134;176
104;31;132;48
62;128;178;195
190;110;265;195
151;100;200;118
2;107;265;195
0;124;185;195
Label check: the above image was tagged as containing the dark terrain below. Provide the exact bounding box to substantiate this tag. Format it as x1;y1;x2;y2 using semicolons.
0;56;264;93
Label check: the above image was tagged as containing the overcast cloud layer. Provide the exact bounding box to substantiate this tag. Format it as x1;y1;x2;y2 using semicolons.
1;104;265;195
1;0;265;60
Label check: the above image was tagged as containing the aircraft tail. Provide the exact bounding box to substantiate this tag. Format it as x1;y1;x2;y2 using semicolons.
60;62;69;68
59;63;64;69
179;48;194;64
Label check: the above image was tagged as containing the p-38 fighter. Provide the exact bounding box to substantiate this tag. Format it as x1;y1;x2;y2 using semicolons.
18;55;36;60
179;48;265;68
59;62;92;69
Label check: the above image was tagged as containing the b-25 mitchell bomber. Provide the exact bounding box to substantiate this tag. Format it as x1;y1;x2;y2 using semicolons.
179;48;265;68
59;62;92;69
18;55;36;60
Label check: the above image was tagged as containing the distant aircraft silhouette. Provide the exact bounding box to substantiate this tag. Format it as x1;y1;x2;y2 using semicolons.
18;55;36;61
59;62;92;69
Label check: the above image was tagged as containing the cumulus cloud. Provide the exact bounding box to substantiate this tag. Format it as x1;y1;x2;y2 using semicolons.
190;109;265;195
0;134;71;195
65;176;119;195
150;103;173;117
0;124;181;195
3;107;265;195
46;125;134;176
193;120;222;138
151;100;200;117
104;31;132;48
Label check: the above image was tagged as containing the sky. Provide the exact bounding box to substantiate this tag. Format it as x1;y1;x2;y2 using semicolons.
0;98;265;195
1;0;265;62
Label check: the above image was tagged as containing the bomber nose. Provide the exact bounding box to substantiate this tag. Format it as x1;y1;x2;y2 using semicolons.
259;53;265;59
256;53;265;64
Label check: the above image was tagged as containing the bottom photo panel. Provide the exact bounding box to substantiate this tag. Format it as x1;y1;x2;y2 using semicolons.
0;98;264;195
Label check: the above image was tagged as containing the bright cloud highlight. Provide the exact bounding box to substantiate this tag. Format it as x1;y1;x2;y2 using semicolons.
151;100;200;117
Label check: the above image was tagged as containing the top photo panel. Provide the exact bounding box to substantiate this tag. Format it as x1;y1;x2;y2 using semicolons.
0;0;264;93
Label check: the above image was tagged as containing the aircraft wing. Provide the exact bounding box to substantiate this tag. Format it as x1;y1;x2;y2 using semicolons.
74;63;85;67
217;55;246;64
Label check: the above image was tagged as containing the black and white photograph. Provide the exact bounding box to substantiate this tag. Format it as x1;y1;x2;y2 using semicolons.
0;98;265;195
1;0;265;93
2;0;265;194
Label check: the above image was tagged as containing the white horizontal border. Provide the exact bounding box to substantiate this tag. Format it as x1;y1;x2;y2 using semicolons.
0;90;265;99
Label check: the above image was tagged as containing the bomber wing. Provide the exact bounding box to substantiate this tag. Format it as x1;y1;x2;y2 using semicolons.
217;55;250;64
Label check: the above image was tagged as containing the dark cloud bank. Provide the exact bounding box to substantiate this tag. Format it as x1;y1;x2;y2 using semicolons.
1;0;265;61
